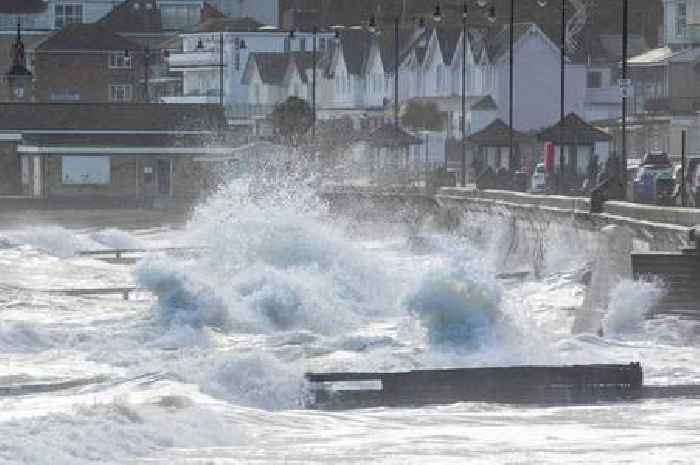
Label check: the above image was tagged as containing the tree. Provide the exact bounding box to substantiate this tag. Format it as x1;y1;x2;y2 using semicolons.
269;96;314;145
401;100;445;132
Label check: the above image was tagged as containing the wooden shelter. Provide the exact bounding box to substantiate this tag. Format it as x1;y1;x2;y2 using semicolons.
466;118;533;173
365;124;423;185
537;113;611;186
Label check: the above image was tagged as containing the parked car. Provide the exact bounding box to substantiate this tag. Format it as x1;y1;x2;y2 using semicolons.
633;152;673;204
691;163;700;207
684;157;700;206
531;163;546;193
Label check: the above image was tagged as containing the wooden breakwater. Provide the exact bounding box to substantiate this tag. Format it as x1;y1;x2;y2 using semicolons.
306;363;644;409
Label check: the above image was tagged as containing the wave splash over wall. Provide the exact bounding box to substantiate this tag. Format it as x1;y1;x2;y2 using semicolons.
137;178;396;338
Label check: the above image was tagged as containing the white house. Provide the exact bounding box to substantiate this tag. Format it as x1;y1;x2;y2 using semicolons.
165;17;334;112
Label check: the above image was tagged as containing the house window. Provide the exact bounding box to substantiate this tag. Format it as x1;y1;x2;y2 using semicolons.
109;84;133;101
284;38;291;53
62;156;110;185
319;38;326;51
54;3;83;29
109;52;132;69
161;4;200;30
299;38;306;51
676;1;687;37
587;71;602;88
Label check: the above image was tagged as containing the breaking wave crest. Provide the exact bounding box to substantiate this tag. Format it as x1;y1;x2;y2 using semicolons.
605;279;666;335
404;258;504;349
137;178;396;338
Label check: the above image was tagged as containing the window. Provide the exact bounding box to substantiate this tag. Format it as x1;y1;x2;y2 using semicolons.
587;71;602;88
109;52;132;69
436;65;445;92
299;38;306;51
54;3;83;29
319;38;327;51
284;38;291;53
109;84;133;102
62;156;110;185
161;5;200;30
676;1;687;37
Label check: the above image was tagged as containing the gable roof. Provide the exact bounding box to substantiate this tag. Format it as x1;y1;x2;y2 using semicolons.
466;118;531;145
487;22;557;63
537;113;611;144
195;17;264;33
97;0;163;34
340;29;374;76
366;124;422;147
248;52;289;85
0;103;225;131
37;23;142;51
436;28;461;66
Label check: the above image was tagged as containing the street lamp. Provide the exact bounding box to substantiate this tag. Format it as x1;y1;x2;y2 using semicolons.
461;1;468;186
433;3;442;22
312;26;318;138
621;0;629;197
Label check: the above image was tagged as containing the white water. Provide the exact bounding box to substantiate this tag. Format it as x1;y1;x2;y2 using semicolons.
1;178;700;464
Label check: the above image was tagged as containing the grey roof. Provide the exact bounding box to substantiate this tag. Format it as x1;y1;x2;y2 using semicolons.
37;23;142;51
249;52;289;84
537;113;611;144
471;95;497;111
0;0;47;14
436;28;461;66
340;29;374;76
366;124;422;147
195;17;264;33
467;118;531;145
0;103;225;131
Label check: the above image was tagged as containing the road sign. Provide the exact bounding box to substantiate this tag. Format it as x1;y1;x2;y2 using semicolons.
618;78;633;98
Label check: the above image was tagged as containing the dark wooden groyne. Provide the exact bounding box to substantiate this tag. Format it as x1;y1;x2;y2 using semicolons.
632;226;700;318
306;363;644;409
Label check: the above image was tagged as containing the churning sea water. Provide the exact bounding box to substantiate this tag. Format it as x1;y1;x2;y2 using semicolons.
0;177;699;464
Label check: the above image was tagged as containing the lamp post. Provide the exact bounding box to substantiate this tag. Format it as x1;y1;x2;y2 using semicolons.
621;0;628;197
219;32;224;106
559;0;566;194
461;2;468;186
312;26;317;138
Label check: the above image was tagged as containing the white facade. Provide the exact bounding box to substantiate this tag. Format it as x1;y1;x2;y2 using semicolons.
491;25;587;131
167;30;334;107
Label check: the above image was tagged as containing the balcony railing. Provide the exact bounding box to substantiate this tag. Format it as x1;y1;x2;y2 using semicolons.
644;97;700;114
168;51;222;69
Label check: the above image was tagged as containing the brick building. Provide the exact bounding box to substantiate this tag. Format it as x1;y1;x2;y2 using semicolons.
34;23;147;102
0;103;231;206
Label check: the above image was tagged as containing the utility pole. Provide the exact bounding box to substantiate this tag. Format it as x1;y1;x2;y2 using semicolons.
312;26;317;138
219;32;224;106
461;2;467;187
621;0;629;198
